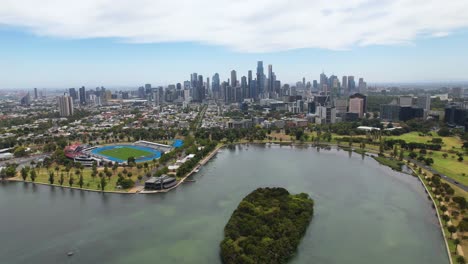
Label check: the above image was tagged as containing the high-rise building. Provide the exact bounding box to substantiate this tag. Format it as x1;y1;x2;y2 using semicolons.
68;88;78;101
416;95;431;111
358;78;367;93
231;70;237;87
349;93;367;118
320;73;328;93
33;88;38;99
212;73;220;98
267;64;273;93
79;86;86;105
58;95;74;116
347;76;355;93
247;70;253;98
256;61;264;96
241;76;247;100
144;84;152;95
20;93;31;106
312;80;318;91
342;76;348;95
317;106;336;124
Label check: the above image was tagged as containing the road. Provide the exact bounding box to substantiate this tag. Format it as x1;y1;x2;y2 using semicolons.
0;154;49;170
408;158;468;192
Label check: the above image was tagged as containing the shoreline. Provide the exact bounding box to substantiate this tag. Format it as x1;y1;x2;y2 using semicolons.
2;141;454;263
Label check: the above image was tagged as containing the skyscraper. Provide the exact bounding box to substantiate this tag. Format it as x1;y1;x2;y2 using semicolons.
69;88;77;101
212;73;220;99
320;73;328;93
267;64;273;93
79;86;86;105
358;78;367;93
247;70;252;98
342;76;348;95
145;84;152;95
241;76;247;100
256;61;264;96
34;88;38;99
58;95;74;116
347;76;355;94
231;70;237;87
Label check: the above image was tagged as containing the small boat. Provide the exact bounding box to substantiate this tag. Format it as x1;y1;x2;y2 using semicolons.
194;169;200;173
67;252;74;257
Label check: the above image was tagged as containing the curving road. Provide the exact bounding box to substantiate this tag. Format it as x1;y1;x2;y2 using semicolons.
407;158;468;192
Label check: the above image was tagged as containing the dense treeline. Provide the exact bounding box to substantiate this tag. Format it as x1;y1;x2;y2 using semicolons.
384;139;442;151
176;141;217;177
220;187;314;264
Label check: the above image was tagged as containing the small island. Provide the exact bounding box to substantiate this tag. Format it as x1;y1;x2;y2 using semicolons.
220;187;314;264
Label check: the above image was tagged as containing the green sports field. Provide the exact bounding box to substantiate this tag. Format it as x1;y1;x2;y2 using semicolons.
99;147;153;160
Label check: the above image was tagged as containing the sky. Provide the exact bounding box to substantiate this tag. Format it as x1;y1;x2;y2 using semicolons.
1;0;468;89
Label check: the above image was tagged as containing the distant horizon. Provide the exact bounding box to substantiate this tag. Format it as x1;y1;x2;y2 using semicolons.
1;80;468;92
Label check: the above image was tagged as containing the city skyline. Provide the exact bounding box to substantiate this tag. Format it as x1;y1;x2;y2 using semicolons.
1;0;468;88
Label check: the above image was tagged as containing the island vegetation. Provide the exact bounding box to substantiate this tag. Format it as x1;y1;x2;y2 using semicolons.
220;187;314;264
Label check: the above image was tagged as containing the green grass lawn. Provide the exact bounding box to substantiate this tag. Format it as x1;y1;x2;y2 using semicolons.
430;151;468;185
387;132;464;151
99;147;153;160
24;166;151;192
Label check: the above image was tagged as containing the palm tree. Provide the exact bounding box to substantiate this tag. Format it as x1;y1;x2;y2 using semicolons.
68;176;74;187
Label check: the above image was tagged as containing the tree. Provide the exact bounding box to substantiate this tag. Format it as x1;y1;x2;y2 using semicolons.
14;146;27;157
21;167;29;181
448;225;457;237
399;149;404;161
68;176;74;187
59;173;64;186
443;153;448;159
457;256;465;264
438;127;451;137
48;171;55;184
100;177;107;191
30;170;37;182
454;239;461;254
78;174;84;188
425;157;434;166
408;152;417;159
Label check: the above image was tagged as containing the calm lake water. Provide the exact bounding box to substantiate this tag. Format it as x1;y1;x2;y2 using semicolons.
0;145;449;264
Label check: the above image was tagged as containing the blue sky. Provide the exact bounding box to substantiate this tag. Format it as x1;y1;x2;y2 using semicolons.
1;0;468;89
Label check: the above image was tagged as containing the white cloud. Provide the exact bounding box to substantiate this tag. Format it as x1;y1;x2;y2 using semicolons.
0;0;468;52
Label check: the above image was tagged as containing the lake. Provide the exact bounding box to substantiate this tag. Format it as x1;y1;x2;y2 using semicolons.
0;145;449;264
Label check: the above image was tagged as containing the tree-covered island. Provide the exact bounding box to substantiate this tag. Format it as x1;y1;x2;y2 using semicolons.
220;187;314;264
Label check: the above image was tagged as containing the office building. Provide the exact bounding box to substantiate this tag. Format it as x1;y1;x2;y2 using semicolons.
79;86;86;105
33;88;38;99
58;95;74;116
349;93;367;118
231;70;237;87
256;61;264;96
